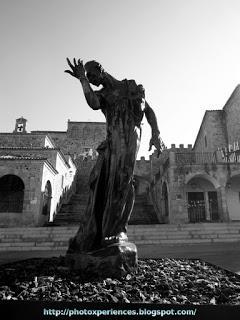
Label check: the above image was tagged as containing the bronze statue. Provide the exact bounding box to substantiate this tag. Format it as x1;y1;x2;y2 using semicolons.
65;59;164;254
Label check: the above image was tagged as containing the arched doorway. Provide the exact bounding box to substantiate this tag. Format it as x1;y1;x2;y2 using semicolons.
0;174;24;212
42;181;52;221
226;175;240;220
162;182;169;219
186;176;219;223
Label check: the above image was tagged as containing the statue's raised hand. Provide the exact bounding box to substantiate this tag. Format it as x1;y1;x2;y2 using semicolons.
65;58;86;79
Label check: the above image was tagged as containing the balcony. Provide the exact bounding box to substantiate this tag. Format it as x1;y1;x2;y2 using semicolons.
175;152;217;165
161;150;240;170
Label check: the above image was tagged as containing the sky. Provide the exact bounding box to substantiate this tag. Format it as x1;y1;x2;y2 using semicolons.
1;0;240;158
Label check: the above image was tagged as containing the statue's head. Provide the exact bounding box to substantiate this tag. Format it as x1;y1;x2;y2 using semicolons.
84;60;104;86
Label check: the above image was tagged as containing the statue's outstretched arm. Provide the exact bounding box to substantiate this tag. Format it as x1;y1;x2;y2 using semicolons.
65;58;101;110
144;101;165;156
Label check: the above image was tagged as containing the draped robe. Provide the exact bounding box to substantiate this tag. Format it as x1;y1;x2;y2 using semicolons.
68;79;145;252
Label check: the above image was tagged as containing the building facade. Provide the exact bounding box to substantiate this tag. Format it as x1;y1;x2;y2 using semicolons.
152;85;240;224
1;85;240;227
0;118;77;227
0;118;159;227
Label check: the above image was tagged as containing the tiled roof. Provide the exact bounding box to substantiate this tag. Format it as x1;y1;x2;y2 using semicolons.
31;131;66;134
67;121;106;124
0;147;55;150
0;155;47;160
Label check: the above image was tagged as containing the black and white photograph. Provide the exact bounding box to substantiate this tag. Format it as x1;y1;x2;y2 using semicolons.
0;0;240;319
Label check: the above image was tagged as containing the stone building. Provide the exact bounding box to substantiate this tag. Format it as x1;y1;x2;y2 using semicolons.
32;120;106;161
152;85;240;224
0;118;77;227
2;84;240;228
0;118;159;227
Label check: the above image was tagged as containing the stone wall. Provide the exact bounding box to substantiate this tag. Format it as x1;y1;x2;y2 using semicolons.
158;144;240;223
66;121;106;157
0;133;53;148
193;111;227;153
223;85;240;146
31;121;106;159
134;157;151;178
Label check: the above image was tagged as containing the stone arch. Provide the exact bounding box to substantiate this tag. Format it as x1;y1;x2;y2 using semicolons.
0;174;24;212
185;173;220;189
41;180;52;221
186;174;219;222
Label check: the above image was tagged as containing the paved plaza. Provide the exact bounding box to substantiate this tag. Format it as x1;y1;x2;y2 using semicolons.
0;242;240;275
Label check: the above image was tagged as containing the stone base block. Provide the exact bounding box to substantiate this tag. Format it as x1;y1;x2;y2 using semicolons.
65;241;138;279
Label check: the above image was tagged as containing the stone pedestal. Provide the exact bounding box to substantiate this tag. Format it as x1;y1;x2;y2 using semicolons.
65;241;138;279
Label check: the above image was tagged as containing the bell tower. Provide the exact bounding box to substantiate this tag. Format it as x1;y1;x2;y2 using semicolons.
13;117;27;133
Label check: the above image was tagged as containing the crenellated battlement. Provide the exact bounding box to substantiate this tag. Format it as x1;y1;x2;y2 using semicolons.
170;144;193;152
